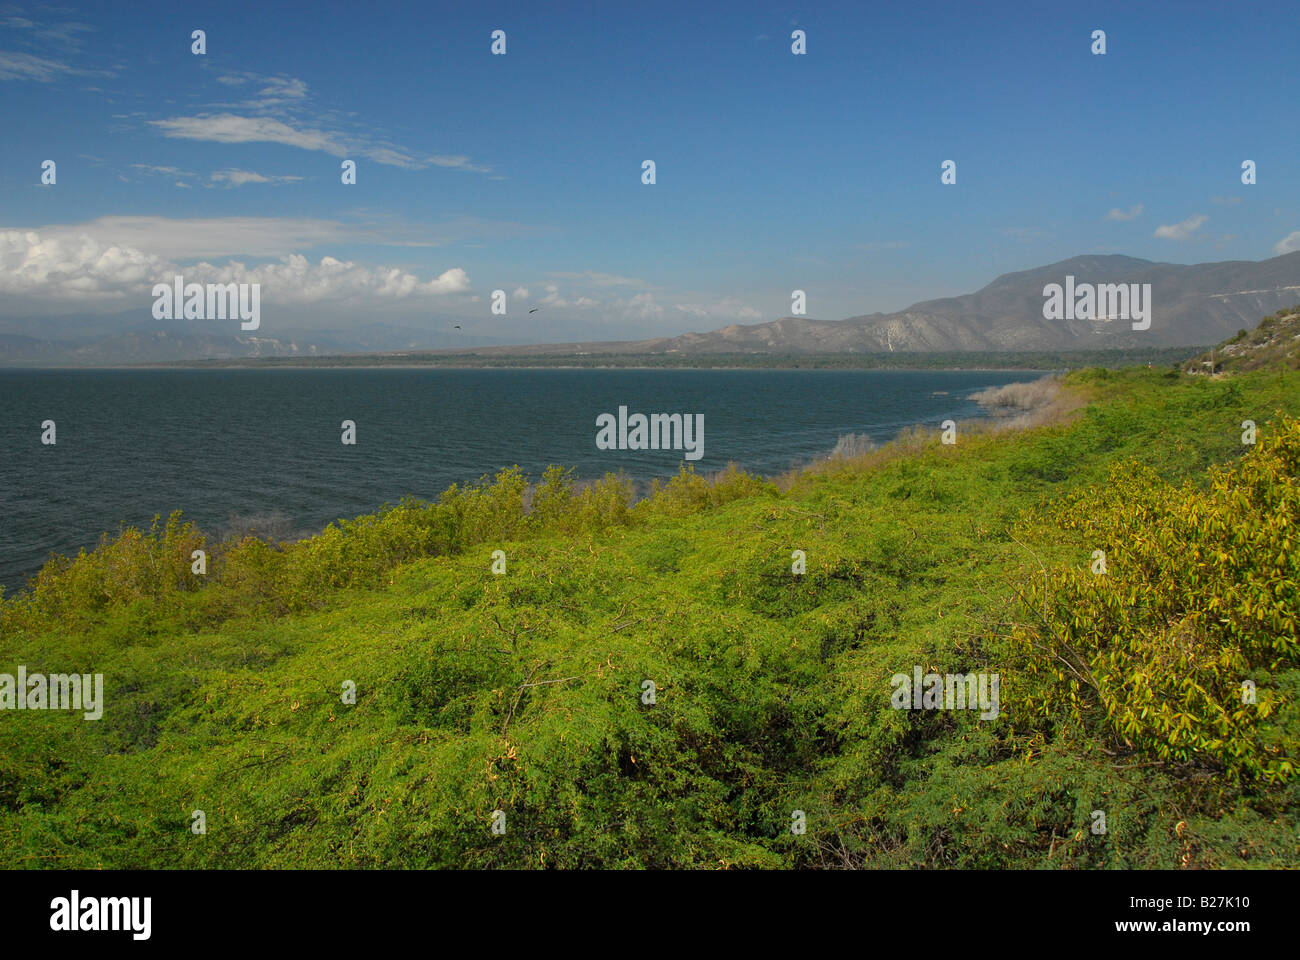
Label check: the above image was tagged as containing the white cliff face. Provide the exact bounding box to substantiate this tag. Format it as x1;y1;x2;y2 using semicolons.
1207;285;1300;299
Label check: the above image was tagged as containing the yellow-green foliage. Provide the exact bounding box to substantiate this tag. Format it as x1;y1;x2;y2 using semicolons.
15;512;204;627
529;466;636;533
1007;417;1300;784
0;463;777;636
642;463;778;517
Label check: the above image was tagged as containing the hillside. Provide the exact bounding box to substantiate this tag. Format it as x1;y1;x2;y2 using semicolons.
1;314;1297;869
845;252;1300;351
1185;305;1300;374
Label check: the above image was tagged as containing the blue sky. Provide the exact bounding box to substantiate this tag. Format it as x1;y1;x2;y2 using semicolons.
2;0;1297;344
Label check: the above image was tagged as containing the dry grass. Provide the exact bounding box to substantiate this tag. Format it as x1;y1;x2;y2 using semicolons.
970;375;1084;433
969;377;1059;413
827;433;878;459
218;509;308;544
777;374;1085;490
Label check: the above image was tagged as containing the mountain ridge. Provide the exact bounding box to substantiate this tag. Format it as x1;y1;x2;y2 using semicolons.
3;252;1299;365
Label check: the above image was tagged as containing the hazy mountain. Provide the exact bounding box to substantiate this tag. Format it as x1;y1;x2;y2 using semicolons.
608;252;1300;355
0;330;323;365
0;312;513;366
3;252;1298;365
437;252;1300;358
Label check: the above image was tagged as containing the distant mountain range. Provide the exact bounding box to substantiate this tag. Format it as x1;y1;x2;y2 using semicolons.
457;252;1300;358
3;252;1299;365
0;315;502;366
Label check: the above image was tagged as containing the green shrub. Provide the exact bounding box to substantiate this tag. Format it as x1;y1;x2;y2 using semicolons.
640;463;776;517
1002;417;1300;784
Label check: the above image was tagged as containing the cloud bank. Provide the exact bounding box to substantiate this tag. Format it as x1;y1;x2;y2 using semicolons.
0;228;468;304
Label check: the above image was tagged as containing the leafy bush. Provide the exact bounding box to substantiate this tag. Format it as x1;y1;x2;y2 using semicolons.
639;463;776;517
11;512;204;630
1002;417;1300;784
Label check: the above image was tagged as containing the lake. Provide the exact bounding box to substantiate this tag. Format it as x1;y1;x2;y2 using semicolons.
0;367;1047;589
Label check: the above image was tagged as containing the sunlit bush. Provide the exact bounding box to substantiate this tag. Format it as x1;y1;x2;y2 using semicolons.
1004;417;1300;784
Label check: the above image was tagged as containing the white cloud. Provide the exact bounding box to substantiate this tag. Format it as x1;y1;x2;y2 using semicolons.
1274;231;1300;255
131;163;193;178
209;169;304;187
188;256;469;301
143;69;495;175
512;287;529;299
427;154;494;174
1105;204;1143;221
215;72;306;95
255;76;308;100
0;229;468;305
1;14;94;48
0;51;78;81
149;113;347;154
131;165;301;188
210;72;312;112
0;229;170;298
0;15;99;81
148;112;492;173
622;292;664;319
1154;214;1208;240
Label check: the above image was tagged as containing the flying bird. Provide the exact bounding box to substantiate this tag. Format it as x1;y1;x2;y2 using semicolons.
528;308;539;314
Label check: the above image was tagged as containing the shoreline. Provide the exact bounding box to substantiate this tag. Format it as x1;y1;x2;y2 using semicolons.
0;373;1066;593
0;346;1202;374
0;363;1062;373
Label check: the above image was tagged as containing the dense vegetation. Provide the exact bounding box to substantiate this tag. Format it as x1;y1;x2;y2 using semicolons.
1;335;1297;868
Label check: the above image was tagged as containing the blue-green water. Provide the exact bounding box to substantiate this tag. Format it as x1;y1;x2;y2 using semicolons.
0;368;1046;590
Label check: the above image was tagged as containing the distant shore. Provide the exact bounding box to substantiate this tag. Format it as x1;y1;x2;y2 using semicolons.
0;345;1206;373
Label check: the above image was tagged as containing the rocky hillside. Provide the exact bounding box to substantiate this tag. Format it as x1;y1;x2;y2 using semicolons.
1184;305;1300;374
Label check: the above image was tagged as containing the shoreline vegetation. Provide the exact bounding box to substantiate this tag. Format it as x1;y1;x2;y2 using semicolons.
1;313;1296;869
